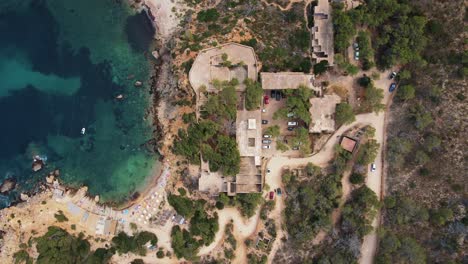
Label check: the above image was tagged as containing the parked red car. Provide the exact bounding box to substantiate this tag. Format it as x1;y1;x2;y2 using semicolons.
269;191;275;200
264;95;269;104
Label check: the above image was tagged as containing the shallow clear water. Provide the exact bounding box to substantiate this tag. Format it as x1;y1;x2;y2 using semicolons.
0;0;159;204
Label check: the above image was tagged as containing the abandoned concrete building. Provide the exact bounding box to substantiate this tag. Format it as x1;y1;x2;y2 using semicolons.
309;94;341;133
260;72;320;94
311;0;334;65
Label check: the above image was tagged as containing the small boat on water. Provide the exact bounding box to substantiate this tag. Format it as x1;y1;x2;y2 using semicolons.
81;127;86;135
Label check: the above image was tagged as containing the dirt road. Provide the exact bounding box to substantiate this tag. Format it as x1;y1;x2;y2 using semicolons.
359;70;393;264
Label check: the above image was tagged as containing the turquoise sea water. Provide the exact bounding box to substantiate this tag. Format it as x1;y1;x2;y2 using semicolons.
0;0;159;205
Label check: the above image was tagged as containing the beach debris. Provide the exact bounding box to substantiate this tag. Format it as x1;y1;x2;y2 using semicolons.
20;193;29;201
116;94;124;100
94;195;100;202
0;178;16;194
81;127;86;135
134;81;143;87
151;50;159;60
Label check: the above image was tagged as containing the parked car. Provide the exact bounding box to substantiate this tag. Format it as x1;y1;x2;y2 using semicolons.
276;188;282;196
287;112;294;118
271;90;275;97
353;42;359;49
389;71;397;79
287;127;294;131
262;145;271;149
371;163;376;172
389;83;397;92
287;121;298;126
264;95;269;104
267;168;271;174
292;146;299;150
269;191;275;200
262;120;268;124
354;51;360;60
263;134;271;138
276;92;281;101
262;108;266;113
262;139;272;144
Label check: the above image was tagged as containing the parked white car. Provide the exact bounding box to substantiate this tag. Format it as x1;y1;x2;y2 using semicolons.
371;163;376;172
262;145;271;149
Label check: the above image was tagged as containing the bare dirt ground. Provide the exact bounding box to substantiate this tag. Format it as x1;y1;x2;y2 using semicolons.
198;208;261;263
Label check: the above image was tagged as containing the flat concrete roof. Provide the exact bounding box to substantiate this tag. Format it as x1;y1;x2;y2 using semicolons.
235;157;262;193
309;94;341;133
312;0;334;65
189;43;258;94
237;110;262;157
260;72;320;92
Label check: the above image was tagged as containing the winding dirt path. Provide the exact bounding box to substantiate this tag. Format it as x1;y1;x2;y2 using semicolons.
198;208;260;262
260;0;305;11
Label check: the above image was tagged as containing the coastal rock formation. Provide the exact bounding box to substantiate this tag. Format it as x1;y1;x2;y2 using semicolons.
0;178;16;194
46;175;55;184
152;50;159;59
20;193;29;201
32;160;43;172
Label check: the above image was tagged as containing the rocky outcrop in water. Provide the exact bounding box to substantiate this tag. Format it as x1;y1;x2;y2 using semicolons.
0;178;16;194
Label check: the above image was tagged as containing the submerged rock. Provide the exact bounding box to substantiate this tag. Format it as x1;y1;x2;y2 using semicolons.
116;94;124;100
0;178;16;194
32;160;44;172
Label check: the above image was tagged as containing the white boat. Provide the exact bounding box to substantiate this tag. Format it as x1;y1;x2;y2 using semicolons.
81;128;86;135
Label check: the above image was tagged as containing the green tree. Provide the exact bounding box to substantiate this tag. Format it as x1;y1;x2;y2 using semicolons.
350;173;365;184
363;84;385;113
275;86;312;124
170;226;199;261
397;84;415;100
430;207;453;226
167;194;197;218
290;127;311;155
197;8;220;22
264;125;280;138
357;139;380;165
341;186;380;238
424;134;441;152
306;162;320;177
356;31;374;70
335;103;356;125
35;226;91;264
358;75;372;88
244;79;263;110
313;60;329;75
190;210;219;245
414;150;429;165
333;5;356;53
